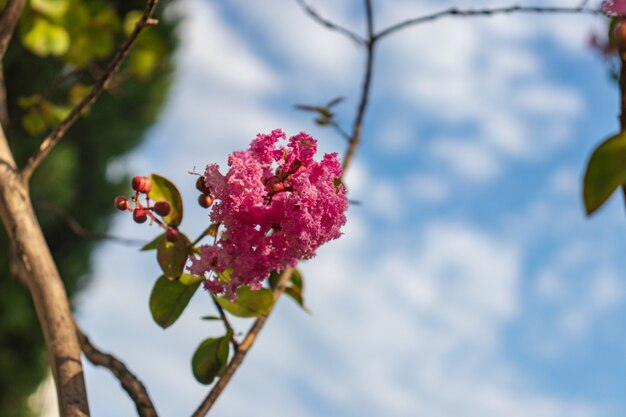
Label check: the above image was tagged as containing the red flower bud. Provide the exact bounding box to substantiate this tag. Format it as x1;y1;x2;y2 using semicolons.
132;176;152;193
153;201;171;217
132;208;148;223
196;176;210;193
198;194;214;208
165;228;179;242
114;195;131;211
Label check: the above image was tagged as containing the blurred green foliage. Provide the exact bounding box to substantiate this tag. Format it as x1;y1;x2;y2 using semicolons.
0;0;177;415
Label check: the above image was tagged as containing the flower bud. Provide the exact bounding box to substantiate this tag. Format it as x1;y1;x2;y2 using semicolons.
198;194;214;208
196;176;209;193
153;201;171;217
132;208;148;223
166;228;179;242
132;176;152;193
114;195;131;211
266;176;284;193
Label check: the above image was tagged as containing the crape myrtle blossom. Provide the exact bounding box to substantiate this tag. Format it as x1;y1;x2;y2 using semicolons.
188;129;348;298
604;0;626;16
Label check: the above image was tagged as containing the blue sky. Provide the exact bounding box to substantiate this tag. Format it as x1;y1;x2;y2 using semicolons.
36;1;626;416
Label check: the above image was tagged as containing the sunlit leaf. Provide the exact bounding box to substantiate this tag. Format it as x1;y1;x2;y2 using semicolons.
268;269;308;311
22;18;70;57
217;287;274;318
149;274;202;329
124;10;144;35
129;48;159;79
21;109;46;135
583;132;626;215
30;0;70;19
149;173;183;227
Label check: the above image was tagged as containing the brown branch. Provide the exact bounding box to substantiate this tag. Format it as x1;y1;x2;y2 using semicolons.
0;63;8;128
20;0;159;181
0;0;26;59
36;201;145;246
376;4;603;40
0;125;89;416
210;295;239;350
342;0;375;172
191;267;294;417
77;327;158;417
295;0;365;45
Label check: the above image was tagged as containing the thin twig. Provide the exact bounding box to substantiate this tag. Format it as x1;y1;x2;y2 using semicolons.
342;0;375;172
20;0;159;181
191;267;294;417
0;0;26;59
376;4;603;40
77;327;158;417
35;201;145;246
295;0;365;45
211;295;239;350
329;120;351;142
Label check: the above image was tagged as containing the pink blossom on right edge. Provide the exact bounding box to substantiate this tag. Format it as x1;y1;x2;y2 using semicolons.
603;0;626;16
188;129;348;299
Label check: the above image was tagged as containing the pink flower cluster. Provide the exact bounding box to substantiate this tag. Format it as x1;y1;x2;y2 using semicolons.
188;129;348;298
604;0;626;15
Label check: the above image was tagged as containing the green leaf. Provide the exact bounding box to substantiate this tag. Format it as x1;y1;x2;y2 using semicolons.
149;274;202;329
30;0;70;19
129;48;159;79
22;18;70;57
191;333;230;385
583;132;626;215
201;315;221;321
17;94;42;109
40;101;71;125
268;269;308;311
217;287;274;318
156;233;190;278
149;173;183;227
140;233;164;251
123;10;144;35
21;109;46;135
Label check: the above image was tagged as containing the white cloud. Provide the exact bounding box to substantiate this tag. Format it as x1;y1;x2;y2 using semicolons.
431;139;501;182
407;174;450;203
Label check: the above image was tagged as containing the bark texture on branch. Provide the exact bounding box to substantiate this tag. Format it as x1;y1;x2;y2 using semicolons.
0;127;89;416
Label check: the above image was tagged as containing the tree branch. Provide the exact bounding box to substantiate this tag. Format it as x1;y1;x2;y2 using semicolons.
0;0;27;129
20;0;160;181
342;0;375;172
36;201;145;246
376;4;602;41
77;327;158;417
295;0;365;45
191;267;294;417
0;0;26;59
0;125;90;416
211;295;239;350
0;63;8;128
